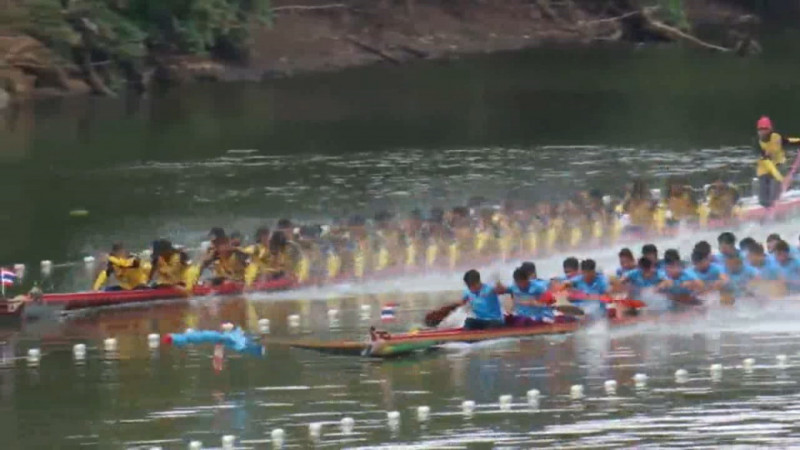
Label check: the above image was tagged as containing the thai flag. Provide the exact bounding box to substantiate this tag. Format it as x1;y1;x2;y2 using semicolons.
380;303;396;322
1;269;16;286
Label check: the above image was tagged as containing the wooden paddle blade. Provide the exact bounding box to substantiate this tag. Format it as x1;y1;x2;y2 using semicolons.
555;305;584;316
424;302;462;327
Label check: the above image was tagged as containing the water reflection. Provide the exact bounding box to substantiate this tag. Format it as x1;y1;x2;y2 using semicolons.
5;293;800;446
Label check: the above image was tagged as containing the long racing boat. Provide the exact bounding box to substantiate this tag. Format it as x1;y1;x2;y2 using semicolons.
7;186;800;318
280;307;705;358
4;277;297;319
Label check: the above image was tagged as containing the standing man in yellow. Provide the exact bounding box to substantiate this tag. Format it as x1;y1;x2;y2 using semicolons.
756;116;800;207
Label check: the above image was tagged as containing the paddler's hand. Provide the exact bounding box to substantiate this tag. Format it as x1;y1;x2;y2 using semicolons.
553;290;570;306
658;279;674;290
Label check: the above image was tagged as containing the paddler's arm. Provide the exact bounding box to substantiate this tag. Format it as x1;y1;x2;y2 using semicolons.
656;278;674;291
92;261;113;291
147;253;159;283
710;273;729;291
681;279;704;292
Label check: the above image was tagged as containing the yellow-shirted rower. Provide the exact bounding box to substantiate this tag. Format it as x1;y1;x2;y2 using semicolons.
92;243;149;291
756;116;800;207
244;229;289;286
148;239;192;288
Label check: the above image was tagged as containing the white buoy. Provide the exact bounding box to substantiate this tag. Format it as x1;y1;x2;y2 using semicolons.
633;373;648;389
710;363;723;382
40;260;52;276
141;249;153;259
416;405;430;422
103;338;117;353
188;441;202;450
258;318;270;334
288;314;300;329
27;348;40;366
604;380;617;396
387;410;401;422
675;368;689;383
13;263;25;278
270;428;285;448
498;394;512;411
340;416;355;434
743;358;755;372
221;435;235;450
308;422;322;440
777;354;788;368
220;322;234;332
83;256;95;265
73;343;86;360
327;309;339;325
570;384;584;400
462;400;476;416
360;304;371;320
147;333;159;350
526;389;540;404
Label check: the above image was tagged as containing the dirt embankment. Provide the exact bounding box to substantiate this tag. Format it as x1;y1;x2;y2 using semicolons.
0;0;763;103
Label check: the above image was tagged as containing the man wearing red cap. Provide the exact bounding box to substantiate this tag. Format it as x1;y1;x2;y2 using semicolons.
756;116;800;207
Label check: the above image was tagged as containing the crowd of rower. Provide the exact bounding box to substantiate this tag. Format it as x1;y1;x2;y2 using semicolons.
90;176;765;292
457;232;800;330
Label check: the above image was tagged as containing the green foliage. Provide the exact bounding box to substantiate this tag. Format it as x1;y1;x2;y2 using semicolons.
4;0;273;64
660;0;690;30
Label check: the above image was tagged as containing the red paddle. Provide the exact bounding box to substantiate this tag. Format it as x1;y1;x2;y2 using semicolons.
543;290;646;309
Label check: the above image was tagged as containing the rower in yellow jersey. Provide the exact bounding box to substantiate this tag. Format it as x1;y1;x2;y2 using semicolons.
148;239;192;288
243;228;290;286
92;243;148;291
755;116;800;207
197;228;250;286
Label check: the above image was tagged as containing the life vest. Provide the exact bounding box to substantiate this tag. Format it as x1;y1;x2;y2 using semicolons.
626;199;654;228
666;190;697;221
93;256;147;290
405;242;416;268
214;251;248;281
757;132;786;179
707;184;739;219
153;252;188;286
425;242;438;268
326;250;341;279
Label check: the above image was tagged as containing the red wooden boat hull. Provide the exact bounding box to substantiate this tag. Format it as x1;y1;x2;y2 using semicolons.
0;299;25;318
38;277;296;310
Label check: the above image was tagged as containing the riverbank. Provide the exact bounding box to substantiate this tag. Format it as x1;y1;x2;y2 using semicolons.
0;0;764;103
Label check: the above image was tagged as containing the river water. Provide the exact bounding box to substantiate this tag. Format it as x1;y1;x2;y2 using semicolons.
3;40;800;448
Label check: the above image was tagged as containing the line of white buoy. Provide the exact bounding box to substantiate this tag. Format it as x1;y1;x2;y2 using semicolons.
103;338;118;353
360;304;371;321
309;422;322;440
258;318;270;334
148;334;160;350
73;344;86;361
461;400;475;417
271;429;285;448
498;394;512;411
221;435;235;450
27;348;40;366
340;416;355;434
